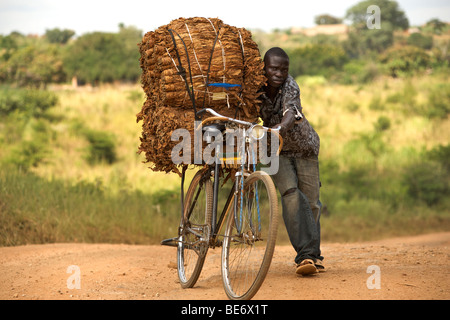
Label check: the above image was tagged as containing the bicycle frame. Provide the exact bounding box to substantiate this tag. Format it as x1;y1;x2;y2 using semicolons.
180;155;235;248
188;108;283;247
163;108;282;248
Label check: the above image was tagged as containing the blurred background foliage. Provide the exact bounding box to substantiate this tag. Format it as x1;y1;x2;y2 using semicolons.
0;0;449;245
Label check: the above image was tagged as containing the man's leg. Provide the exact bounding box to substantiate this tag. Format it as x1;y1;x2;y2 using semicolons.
271;155;320;266
295;156;323;264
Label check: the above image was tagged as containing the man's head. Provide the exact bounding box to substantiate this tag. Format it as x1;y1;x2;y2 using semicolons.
263;47;289;89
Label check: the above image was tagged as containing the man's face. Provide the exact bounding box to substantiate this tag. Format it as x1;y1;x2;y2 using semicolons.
264;55;289;89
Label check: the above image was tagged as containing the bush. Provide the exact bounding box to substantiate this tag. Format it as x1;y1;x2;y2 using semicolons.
378;45;431;77
0;87;58;118
426;144;450;172
339;167;376;201
402;145;449;206
426;83;450;119
407;33;433;50
83;129;118;165
0;88;57;170
403;161;448;206
374;116;391;132
340;60;380;84
6;140;49;171
288;43;348;78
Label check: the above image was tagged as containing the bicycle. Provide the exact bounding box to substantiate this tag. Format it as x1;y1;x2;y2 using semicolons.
162;108;283;300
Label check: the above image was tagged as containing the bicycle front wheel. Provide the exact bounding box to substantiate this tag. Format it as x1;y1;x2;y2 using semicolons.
221;171;279;300
177;168;213;288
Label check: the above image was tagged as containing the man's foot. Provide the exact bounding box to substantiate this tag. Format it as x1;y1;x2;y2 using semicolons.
296;259;318;276
315;259;326;272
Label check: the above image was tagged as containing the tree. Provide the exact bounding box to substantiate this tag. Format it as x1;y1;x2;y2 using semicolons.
63;24;142;85
117;24;142;82
315;14;343;25
344;0;409;56
2;43;65;87
425;18;447;35
0;34;18;61
343;23;395;57
63;32;122;84
345;0;409;31
45;28;75;44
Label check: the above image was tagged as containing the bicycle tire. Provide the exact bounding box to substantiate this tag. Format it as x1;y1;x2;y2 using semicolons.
221;171;279;300
177;168;213;288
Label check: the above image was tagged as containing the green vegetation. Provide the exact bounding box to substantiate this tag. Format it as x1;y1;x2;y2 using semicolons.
0;166;180;245
63;25;142;84
0;1;449;246
0;24;141;87
1;76;448;245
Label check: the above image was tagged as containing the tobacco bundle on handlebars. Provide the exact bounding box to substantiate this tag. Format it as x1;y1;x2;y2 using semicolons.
137;17;265;175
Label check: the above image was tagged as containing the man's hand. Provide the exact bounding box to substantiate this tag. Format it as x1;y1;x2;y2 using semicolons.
272;124;286;137
275;109;295;137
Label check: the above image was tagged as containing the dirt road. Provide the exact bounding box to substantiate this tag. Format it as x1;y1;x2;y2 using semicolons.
0;232;448;300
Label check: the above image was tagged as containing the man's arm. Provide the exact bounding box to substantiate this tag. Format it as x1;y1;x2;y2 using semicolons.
276;78;302;136
276;109;295;136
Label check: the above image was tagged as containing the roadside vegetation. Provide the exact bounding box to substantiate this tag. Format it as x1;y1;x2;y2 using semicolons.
1;0;448;245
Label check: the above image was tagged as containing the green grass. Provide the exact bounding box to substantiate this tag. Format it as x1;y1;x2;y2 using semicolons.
0;165;181;246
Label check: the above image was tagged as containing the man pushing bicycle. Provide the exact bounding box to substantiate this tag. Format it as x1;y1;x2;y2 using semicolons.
260;47;325;275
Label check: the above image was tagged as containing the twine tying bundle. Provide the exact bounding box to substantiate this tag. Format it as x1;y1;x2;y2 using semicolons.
136;17;265;175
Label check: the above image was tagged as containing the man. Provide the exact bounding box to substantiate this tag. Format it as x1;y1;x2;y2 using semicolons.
260;47;324;275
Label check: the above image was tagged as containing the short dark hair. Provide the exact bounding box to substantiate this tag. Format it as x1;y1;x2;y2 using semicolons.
264;47;289;63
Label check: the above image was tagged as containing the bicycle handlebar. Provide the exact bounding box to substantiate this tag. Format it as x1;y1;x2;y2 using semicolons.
195;108;283;155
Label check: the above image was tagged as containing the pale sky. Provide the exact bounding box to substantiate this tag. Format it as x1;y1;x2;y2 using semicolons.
0;0;449;36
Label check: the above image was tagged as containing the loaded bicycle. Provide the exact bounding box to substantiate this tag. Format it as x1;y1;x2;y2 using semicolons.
162;108;283;300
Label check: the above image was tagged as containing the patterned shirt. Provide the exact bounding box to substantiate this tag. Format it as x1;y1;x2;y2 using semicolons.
260;75;320;158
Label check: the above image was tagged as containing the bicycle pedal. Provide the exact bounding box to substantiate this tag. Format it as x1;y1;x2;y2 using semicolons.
160;237;178;247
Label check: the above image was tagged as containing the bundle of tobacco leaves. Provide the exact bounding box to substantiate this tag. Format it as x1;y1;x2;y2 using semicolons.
137;17;265;175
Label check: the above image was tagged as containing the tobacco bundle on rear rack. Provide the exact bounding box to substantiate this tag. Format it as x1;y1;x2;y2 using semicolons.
136;17;265;175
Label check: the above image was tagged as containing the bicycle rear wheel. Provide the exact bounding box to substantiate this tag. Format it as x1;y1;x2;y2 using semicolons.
221;171;279;300
177;168;213;288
